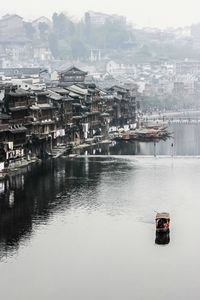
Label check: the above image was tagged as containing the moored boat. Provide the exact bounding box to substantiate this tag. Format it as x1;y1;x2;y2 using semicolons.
155;212;170;232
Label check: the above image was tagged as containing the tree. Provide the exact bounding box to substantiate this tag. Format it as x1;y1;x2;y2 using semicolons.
52;12;75;38
70;38;88;59
49;33;59;58
38;22;49;41
24;22;36;39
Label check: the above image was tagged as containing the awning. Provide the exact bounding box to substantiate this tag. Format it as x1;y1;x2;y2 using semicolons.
155;212;170;220
9;126;27;133
10;106;28;111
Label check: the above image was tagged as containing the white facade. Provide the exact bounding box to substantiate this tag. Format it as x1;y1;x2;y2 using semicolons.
106;60;136;76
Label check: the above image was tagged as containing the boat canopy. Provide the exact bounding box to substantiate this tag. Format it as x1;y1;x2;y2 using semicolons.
155;212;170;220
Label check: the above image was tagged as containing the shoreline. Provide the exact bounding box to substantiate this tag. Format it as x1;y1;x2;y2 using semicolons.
0;139;112;179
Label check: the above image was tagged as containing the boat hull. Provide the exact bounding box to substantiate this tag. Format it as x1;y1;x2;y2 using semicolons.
156;227;170;233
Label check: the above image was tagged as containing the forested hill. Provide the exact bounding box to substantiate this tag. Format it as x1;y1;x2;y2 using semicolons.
3;11;200;62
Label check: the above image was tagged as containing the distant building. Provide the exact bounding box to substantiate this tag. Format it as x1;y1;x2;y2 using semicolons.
176;60;200;75
173;27;191;38
173;82;185;96
0;14;24;38
0;68;43;78
106;60;136;76
85;11;126;26
90;49;101;62
32;16;52;28
33;47;52;62
58;66;88;86
32;17;52;38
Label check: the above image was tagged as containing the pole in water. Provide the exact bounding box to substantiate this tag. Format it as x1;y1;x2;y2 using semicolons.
171;142;174;157
154;141;156;157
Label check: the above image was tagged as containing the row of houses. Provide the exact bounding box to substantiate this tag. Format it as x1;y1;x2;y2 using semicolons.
104;59;200;97
0;14;53;68
0;66;139;169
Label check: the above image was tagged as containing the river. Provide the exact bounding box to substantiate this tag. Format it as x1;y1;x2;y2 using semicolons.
78;123;200;156
0;124;200;300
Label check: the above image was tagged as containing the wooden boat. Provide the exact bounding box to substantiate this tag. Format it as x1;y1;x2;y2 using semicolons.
68;154;78;158
155;230;170;245
155;212;170;232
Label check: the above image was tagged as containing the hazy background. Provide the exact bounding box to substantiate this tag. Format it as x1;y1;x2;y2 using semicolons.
1;0;200;28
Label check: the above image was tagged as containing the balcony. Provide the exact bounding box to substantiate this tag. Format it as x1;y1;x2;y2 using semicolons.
0;124;9;131
90;120;101;127
10;101;27;107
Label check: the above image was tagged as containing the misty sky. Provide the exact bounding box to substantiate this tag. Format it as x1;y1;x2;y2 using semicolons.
1;0;200;28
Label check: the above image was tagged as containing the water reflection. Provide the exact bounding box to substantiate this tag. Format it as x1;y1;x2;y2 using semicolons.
155;231;170;245
0;157;132;258
1;155;200;299
1;123;200;258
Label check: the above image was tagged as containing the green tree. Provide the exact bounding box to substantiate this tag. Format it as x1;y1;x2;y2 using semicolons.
24;22;36;39
71;38;88;59
49;33;59;58
38;22;49;41
52;13;75;38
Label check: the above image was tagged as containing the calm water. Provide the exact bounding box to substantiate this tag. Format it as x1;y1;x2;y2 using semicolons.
1;124;200;300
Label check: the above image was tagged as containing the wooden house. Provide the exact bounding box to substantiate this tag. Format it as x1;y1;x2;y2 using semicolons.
58;66;88;86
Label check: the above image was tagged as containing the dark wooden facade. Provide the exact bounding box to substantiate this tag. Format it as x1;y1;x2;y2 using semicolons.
59;66;88;86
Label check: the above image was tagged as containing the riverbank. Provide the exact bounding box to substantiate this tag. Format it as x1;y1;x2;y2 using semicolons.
73;139;111;150
0;138;112;178
0;157;41;180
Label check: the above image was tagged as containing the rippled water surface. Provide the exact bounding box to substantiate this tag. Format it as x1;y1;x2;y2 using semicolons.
0;154;200;300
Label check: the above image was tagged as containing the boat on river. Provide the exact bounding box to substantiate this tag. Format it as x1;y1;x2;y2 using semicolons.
113;125;172;142
136;128;169;140
155;212;170;233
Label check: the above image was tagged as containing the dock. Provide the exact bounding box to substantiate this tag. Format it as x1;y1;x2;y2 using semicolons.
50;144;72;158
